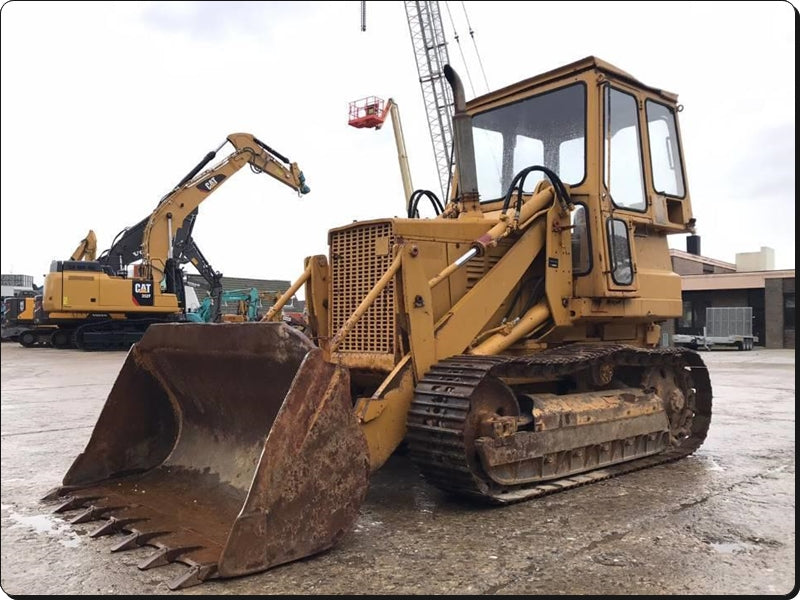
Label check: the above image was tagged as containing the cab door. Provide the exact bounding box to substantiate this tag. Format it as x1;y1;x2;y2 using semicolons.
602;84;644;294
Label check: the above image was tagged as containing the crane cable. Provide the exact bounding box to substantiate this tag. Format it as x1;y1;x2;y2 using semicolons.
443;2;490;97
460;1;490;93
444;2;476;97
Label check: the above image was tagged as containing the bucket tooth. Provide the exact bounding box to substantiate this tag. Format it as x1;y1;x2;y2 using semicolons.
69;505;120;524
90;517;143;538
53;495;100;514
41;487;66;502
167;563;218;590
110;530;167;552
139;545;200;571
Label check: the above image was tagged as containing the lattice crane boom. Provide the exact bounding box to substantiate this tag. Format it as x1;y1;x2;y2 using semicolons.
404;1;454;201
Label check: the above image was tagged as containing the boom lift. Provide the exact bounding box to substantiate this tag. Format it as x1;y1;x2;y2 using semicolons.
45;58;712;590
349;96;415;212
348;96;446;221
25;133;309;350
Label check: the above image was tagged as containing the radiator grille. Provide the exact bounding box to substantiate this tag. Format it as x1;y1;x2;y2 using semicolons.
329;222;396;354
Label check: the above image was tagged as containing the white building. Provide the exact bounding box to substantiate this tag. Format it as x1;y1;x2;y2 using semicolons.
1;274;37;298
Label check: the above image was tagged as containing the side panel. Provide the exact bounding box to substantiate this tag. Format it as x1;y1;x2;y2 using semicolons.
44;272;181;315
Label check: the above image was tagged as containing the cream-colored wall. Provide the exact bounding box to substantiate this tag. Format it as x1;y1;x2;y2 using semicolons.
736;247;775;272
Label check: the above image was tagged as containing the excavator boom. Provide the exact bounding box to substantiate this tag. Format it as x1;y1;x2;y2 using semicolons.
139;132;309;283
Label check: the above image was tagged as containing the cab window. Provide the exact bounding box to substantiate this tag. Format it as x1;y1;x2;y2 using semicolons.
472;82;586;200
646;100;686;197
607;218;633;285
604;86;646;211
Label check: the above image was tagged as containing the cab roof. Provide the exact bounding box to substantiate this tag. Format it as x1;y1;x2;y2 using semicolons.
466;56;679;112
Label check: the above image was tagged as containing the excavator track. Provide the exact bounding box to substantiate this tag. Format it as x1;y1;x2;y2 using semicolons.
406;344;712;504
73;318;177;351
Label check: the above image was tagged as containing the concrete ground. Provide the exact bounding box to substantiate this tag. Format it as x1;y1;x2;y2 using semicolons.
0;343;795;596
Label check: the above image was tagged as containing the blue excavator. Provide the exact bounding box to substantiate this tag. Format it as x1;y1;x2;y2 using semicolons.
186;287;263;323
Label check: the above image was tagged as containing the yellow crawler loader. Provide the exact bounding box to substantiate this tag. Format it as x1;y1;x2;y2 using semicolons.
43;57;712;590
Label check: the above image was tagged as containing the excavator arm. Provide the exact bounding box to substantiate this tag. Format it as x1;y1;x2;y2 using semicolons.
69;230;97;261
139;133;310;283
176;235;224;322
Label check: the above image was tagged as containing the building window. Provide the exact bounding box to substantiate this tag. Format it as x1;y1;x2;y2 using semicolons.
784;294;795;329
702;263;714;274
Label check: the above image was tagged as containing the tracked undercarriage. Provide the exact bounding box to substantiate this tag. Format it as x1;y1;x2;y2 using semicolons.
407;345;712;503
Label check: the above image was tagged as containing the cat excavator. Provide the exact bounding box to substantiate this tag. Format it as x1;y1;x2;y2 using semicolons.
44;57;712;589
24;133;309;350
16;225;223;348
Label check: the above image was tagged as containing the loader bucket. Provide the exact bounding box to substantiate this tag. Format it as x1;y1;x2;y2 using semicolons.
44;322;370;589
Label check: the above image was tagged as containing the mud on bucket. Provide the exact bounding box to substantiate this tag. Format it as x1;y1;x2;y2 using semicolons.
43;322;370;589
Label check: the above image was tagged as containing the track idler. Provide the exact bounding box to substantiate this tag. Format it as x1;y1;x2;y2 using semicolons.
42;322;369;589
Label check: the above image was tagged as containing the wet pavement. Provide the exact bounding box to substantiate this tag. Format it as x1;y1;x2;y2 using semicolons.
0;343;795;595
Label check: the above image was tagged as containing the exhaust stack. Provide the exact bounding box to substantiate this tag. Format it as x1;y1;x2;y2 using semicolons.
444;64;480;211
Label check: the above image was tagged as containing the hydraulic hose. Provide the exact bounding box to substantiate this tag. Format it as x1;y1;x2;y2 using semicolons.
407;189;444;218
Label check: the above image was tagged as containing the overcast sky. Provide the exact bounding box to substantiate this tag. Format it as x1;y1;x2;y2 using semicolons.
1;1;795;291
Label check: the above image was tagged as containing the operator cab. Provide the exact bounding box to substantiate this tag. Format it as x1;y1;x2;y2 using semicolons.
464;56;693;300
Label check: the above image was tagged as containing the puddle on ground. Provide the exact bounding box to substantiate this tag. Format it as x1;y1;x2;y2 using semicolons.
3;505;82;547
709;541;752;554
702;456;725;472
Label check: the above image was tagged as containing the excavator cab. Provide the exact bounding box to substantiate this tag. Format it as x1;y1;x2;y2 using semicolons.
44;57;710;589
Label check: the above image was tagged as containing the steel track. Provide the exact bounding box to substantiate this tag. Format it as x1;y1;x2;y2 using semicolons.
405;344;713;504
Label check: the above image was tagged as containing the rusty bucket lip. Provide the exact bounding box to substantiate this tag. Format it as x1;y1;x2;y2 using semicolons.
217;348;370;578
